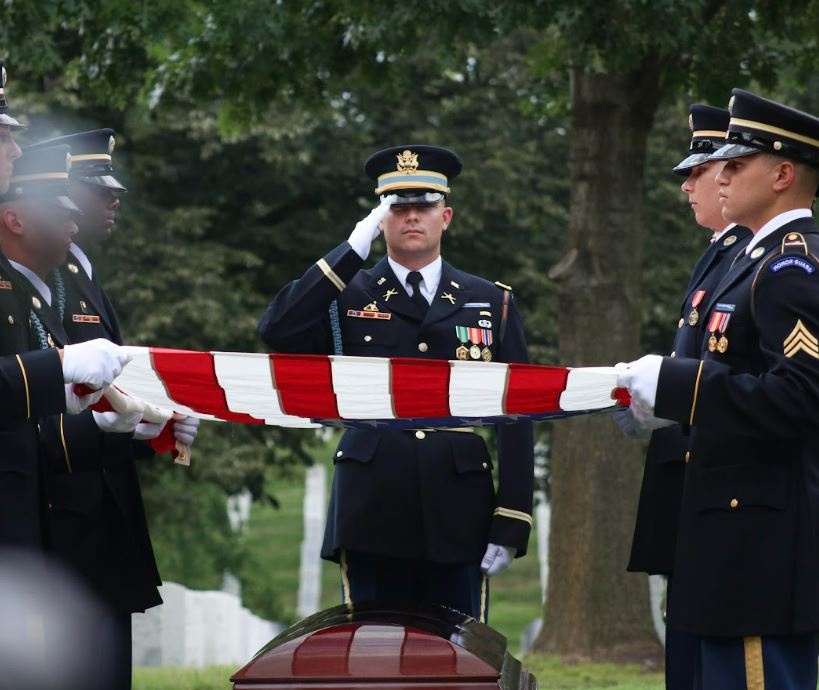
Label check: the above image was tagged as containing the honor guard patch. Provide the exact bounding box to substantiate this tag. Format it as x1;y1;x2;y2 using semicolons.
784;320;819;359
769;256;816;275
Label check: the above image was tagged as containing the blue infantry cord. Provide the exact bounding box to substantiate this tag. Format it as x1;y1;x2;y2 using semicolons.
329;300;343;356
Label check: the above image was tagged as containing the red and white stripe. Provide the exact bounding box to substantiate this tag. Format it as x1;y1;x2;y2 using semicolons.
109;347;626;427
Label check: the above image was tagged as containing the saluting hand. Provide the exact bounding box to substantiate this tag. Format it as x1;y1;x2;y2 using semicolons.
347;194;398;260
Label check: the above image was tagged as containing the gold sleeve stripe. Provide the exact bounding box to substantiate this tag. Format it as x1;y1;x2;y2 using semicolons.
479;575;488;624
689;360;705;426
15;354;31;420
59;414;73;473
743;636;765;690
494;507;533;525
339;549;352;606
316;258;346;292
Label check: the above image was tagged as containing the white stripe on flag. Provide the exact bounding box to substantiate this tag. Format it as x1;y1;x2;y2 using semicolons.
330;356;395;419
117;346;217;420
559;367;620;411
449;361;508;417
211;352;318;428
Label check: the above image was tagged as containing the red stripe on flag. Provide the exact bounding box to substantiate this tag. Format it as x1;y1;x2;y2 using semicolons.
391;358;450;418
271;354;340;419
505;364;569;414
150;348;263;424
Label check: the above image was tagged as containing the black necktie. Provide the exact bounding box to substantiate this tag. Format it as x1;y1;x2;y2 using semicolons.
406;271;429;316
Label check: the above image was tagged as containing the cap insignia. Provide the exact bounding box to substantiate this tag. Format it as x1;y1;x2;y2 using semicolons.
688;113;694;131
396;150;419;174
728;95;735;114
773;141;783;151
1;66;6;88
108;135;116;154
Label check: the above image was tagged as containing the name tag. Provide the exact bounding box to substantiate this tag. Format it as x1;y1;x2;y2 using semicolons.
346;309;391;320
0;280;12;290
72;314;101;324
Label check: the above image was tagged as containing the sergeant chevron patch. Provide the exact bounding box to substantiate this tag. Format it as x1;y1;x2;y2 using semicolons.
784;319;819;359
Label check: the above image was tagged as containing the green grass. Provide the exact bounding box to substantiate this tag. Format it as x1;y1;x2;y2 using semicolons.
133;658;663;690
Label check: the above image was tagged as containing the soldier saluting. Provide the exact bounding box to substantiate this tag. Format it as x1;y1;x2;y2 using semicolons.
619;91;819;689
259;145;534;621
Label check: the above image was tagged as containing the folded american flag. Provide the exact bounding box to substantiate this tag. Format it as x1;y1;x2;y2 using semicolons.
99;346;628;431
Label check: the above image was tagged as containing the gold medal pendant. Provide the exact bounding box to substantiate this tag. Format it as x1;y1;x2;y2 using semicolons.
456;345;469;360
708;334;718;352
469;344;482;360
688;309;699;327
717;336;729;354
481;347;492;362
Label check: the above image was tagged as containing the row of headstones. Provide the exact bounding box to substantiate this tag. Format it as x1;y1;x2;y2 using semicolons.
132;582;283;667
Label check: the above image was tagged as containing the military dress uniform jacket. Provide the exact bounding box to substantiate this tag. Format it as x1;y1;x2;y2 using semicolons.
0;257;65;547
655;217;819;637
258;241;535;564
628;227;751;575
36;259;162;613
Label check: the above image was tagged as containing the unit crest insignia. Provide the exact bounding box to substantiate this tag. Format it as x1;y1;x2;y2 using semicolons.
396;150;419;174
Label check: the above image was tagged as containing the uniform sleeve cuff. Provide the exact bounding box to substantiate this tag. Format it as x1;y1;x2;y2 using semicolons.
490;511;532;557
655;357;704;426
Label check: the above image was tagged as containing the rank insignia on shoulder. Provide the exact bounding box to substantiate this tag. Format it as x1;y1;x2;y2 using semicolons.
723;235;737;246
784;319;819;359
769;256;816;275
72;314;101;324
347;309;391;320
67;263;79;274
750;247;766;260
0;280;12;290
782;232;808;254
494;281;512;291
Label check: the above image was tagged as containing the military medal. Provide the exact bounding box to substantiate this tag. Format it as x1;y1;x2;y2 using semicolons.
717;336;729;353
455;326;470;360
688;290;706;326
706;308;732;354
708;334;718;352
469;345;482;360
481;327;493;361
468;326;484;359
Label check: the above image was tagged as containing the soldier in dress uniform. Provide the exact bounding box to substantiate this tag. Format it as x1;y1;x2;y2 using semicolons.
23;129;198;690
619;90;819;689
0;59;24;196
614;104;751;689
259;145;535;621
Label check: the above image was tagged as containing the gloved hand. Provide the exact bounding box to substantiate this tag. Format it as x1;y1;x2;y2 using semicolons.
132;421;165;441
347;194;397;259
480;543;515;577
92;409;142;434
630;398;675;432
616;354;664;413
64;384;104;415
172;416;200;445
62;339;131;389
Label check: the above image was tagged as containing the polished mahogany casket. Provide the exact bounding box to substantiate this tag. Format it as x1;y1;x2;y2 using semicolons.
232;604;537;689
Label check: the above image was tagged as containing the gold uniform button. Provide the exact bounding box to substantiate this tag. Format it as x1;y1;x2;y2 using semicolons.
335;451;343;458
670;351;676;358
415;430;426;440
684;451;690;463
7;315;12;325
730;498;739;509
678;318;684;329
418;342;428;353
482;462;488;470
363;335;372;343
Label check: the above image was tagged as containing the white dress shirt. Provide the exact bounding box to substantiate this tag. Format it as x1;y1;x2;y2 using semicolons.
746;208;813;255
711;223;736;243
69;243;94;280
388;256;442;305
8;260;52;306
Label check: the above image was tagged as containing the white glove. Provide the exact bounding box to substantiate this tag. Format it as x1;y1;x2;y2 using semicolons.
616;354;664;413
132;421;165;441
62;339;131;389
347;194;397;259
611;407;652;440
480;543;515;577
630;398;675;431
92;409;142;434
64;384;104;415
172;416;200;445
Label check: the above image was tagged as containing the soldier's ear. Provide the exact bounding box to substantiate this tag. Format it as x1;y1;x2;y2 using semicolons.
772;159;797;193
0;206;23;235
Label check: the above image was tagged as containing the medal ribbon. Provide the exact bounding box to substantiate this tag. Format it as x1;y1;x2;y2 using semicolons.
691;290;706;308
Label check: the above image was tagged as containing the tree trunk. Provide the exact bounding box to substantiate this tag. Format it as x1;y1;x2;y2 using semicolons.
533;64;664;664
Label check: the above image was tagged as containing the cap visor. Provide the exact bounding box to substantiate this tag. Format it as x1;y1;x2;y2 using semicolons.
78;174;127;192
672;153;713;175
56;196;82;213
0;114;26;131
709;143;760;161
383;191;444;205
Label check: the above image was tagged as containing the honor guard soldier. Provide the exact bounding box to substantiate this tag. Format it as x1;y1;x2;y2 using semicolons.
0;59;24;195
619;90;819;690
259;145;535;620
25;129;198;690
0;144;128;548
614;104;751;690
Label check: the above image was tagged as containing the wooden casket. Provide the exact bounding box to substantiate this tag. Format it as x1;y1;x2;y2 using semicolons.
231;604;537;689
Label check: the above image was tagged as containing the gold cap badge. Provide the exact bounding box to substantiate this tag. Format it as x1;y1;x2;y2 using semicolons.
728;95;735;114
108;135;116;154
688;113;694;131
1;66;6;88
396;150;419;174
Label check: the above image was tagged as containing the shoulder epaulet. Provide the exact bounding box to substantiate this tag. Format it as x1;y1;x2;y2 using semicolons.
494;281;513;291
781;231;809;255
